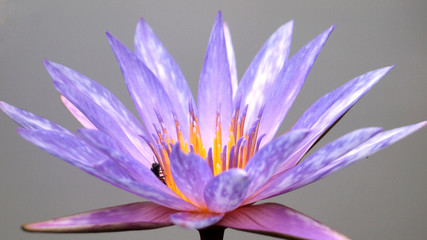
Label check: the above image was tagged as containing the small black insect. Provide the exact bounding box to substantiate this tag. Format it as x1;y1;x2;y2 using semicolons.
151;162;166;184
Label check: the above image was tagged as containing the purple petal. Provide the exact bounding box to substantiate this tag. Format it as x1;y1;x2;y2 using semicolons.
284;66;394;171
287;121;427;192
0;101;70;132
134;18;192;139
170;211;224;229
259;25;335;144
244;129;309;197
45;60;153;168
23;202;176;232
106;32;181;144
223;22;238;96
197;11;233;148
170;145;213;208
247;127;382;203
77;129;199;211
60;95;97;129
54;81;153;168
18;128;197;211
17;128;133;182
234;20;293;131
204;169;250;213
217;203;349;240
78;129;159;184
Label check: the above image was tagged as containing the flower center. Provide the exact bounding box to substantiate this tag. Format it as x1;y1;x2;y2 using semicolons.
144;100;265;200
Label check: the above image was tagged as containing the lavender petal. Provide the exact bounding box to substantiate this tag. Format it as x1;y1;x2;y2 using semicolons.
283;66;394;171
134;18;192;139
45;60;153;168
247;127;382;203
60;95;97;129
18;128;198;211
287;121;427;192
170;145;213;208
234;20;293;131
23;202;176;232
170;211;224;229
197;11;233;148
106;32;179;144
0;101;70;133
259;25;335;145
223;22;238;96
204;169;250;213
217;203;349;240
244;129;309;197
54;81;153;168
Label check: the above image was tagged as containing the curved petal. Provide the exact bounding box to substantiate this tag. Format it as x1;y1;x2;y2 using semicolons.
217;203;349;240
235;20;293;131
244;129;309;197
78;129;158;183
54;81;153;168
170;211;224;229
60;95;97;129
17;128;133;182
223;22;238;96
170;145;213;208
283;66;394;171
204;169;250;213
197;11;233;148
107;32;181;144
247;127;383;203
23;202;176;233
18;128;197;211
134;18;192;139
0;101;70;132
286;121;427;192
259;25;335;144
45;60;152;167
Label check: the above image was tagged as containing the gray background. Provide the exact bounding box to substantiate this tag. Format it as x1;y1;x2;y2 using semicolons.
0;0;426;239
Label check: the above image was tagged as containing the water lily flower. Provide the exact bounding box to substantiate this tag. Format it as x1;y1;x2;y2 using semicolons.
1;11;425;240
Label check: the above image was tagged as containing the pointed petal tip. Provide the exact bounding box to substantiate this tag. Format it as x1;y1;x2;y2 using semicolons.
22;222;43;232
215;10;223;22
105;30;112;38
138;17;146;24
42;59;50;66
326;24;335;36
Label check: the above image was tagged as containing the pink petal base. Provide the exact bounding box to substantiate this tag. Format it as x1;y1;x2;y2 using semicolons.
217;203;349;240
22;202;176;233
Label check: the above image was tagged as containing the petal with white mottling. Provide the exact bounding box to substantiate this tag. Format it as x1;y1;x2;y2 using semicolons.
134;18;192;140
235;20;293;131
247;127;382;203
170;211;224;229
197;11;233;148
287;121;427;192
0;101;70;132
45;60;152;167
258;25;334;145
107;32;179;144
244;129;309;197
54;81;153;168
204;169;250;213
170;145;213;208
18;128;198;211
284;66;394;171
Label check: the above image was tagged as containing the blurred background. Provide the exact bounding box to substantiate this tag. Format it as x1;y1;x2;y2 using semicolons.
0;0;426;239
